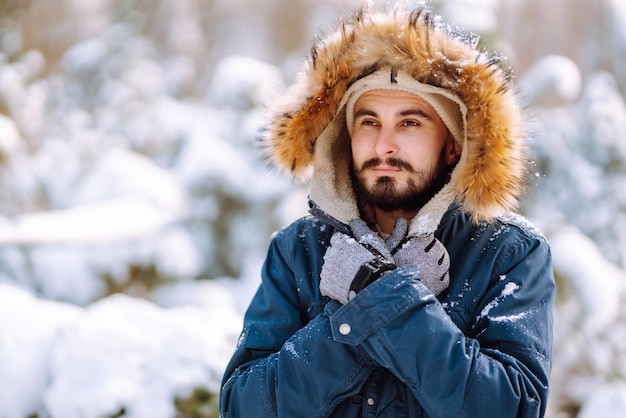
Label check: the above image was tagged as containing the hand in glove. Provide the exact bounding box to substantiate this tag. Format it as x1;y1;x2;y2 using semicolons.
320;219;404;304
393;234;450;295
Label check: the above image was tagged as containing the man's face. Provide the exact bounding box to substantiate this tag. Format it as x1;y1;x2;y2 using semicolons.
350;89;460;212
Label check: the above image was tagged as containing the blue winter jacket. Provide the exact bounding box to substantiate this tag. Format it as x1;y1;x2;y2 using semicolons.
220;204;555;417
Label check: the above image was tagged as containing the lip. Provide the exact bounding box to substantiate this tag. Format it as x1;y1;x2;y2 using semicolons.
371;166;402;175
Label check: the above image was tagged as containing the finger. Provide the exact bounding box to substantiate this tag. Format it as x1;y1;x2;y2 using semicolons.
385;217;408;251
349;219;376;241
424;236;437;253
330;231;351;246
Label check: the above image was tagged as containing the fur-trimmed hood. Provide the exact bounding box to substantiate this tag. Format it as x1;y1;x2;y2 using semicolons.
264;5;527;233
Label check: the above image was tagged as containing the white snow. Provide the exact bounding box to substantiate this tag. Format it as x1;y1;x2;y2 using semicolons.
0;114;23;157
0;196;179;245
208;55;285;109
0;284;81;418
548;225;626;334
477;281;519;320
578;384;626;418
519;55;582;106
0;284;241;418
440;0;499;33
44;294;240;418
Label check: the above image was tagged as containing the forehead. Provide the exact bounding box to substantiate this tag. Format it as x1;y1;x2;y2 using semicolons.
354;89;435;111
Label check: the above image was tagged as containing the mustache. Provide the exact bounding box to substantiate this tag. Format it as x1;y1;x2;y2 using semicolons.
358;157;416;173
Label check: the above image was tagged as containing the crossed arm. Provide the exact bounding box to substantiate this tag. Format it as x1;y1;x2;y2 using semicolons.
220;220;554;418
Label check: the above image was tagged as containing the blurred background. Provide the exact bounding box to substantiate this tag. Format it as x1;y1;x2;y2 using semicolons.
0;0;625;417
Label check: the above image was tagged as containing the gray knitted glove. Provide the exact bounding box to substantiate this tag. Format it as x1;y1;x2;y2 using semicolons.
320;219;398;304
383;217;408;252
349;218;404;258
393;234;450;295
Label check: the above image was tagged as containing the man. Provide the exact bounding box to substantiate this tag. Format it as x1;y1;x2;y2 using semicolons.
220;5;554;418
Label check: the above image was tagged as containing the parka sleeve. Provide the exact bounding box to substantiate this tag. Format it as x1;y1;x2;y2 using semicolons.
327;229;555;418
219;223;375;418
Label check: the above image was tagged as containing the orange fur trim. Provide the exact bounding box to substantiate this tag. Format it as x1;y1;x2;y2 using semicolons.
263;6;527;221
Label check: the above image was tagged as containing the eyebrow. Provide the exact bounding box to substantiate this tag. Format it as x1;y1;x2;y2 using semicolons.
400;109;432;119
354;108;433;119
354;109;377;119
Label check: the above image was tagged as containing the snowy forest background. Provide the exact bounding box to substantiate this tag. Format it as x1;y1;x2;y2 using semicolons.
0;0;625;417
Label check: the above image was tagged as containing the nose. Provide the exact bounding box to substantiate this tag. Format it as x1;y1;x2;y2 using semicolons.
374;128;398;156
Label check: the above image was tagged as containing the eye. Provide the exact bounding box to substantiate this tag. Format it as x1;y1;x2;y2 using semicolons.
359;118;379;127
401;119;421;127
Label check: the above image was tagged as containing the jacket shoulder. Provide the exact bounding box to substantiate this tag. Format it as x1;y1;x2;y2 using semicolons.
441;206;547;244
269;215;335;264
273;215;334;241
495;211;547;242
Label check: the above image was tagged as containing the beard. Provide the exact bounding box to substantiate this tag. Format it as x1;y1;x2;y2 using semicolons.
351;149;453;213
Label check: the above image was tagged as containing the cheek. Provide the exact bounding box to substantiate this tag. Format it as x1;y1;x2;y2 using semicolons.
350;138;368;165
401;140;433;161
413;134;445;156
